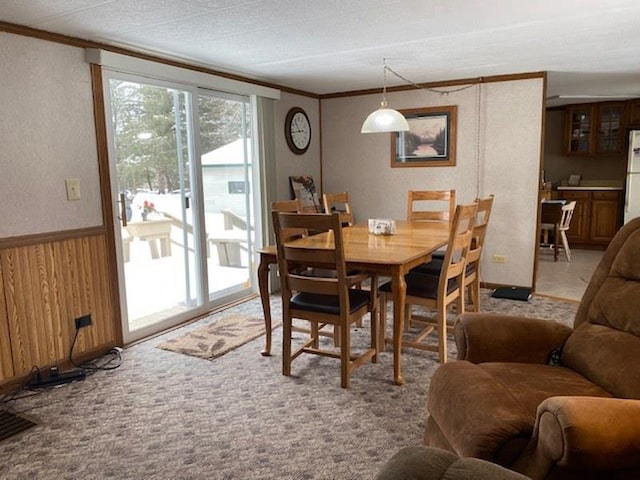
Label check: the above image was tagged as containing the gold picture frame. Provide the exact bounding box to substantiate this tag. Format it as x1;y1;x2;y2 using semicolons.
390;105;457;168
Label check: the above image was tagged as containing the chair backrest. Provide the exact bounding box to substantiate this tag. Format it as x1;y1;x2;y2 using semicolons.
540;201;563;226
322;192;354;226
273;212;350;311
407;189;456;223
563;216;640;399
271;199;306;240
439;203;477;288
466;195;495;268
272;199;301;213
559;201;576;230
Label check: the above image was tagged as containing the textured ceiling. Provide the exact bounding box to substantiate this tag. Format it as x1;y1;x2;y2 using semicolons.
2;0;640;104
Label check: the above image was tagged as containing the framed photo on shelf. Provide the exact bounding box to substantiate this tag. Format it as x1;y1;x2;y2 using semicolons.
390;105;457;168
289;175;322;212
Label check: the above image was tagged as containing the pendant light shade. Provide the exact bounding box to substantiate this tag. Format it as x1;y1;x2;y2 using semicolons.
361;59;409;134
361;100;409;133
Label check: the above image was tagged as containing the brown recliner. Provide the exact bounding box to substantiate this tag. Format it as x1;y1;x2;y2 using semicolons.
424;217;640;480
375;446;530;480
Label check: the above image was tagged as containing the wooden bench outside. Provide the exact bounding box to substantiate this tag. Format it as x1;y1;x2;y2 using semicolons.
208;229;248;267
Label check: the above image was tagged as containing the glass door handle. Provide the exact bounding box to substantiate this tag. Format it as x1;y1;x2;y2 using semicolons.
119;193;128;227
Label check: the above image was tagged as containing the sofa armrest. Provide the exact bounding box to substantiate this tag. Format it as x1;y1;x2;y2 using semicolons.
375;446;529;480
513;396;640;478
454;313;573;364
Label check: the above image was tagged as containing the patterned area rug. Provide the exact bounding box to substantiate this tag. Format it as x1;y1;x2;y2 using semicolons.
156;315;273;360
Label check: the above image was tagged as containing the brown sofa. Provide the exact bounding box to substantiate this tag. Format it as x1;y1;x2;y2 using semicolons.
375;446;530;480
424;217;640;479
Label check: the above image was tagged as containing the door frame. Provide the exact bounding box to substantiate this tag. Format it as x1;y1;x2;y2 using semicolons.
101;70;261;344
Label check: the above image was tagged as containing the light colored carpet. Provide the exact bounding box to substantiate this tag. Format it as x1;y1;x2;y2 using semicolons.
0;291;577;480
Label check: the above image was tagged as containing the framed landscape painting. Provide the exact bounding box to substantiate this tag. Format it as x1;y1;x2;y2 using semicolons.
390;105;457;168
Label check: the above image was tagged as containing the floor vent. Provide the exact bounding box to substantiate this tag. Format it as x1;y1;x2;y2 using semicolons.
0;409;37;442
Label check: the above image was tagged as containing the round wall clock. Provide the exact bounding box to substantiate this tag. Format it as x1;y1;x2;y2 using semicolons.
285;107;311;155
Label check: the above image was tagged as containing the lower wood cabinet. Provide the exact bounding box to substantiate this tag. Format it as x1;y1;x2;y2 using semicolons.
561;191;590;243
556;190;622;247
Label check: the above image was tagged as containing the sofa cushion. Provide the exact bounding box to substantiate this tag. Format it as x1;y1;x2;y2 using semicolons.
561;228;640;399
375;446;530;480
562;322;640;399
426;361;611;463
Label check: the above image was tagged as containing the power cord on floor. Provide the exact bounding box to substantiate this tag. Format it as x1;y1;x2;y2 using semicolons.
1;321;124;410
69;327;123;373
0;366;41;407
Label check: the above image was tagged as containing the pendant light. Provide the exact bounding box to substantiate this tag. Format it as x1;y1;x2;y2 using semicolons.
361;59;410;133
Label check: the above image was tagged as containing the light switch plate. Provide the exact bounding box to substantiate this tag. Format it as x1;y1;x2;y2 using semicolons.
66;178;81;200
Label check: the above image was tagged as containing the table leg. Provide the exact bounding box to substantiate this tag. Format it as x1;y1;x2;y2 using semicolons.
160;235;171;257
391;268;407;386
148;239;160;259
258;253;273;356
554;225;559;262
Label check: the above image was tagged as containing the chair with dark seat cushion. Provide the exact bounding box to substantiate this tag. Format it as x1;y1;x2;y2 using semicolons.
322;191;354;226
407;189;456;224
273;211;378;388
413;195;494;311
379;203;477;363
424;217;640;479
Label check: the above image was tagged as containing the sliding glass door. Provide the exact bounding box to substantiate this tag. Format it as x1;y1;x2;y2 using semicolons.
198;90;254;299
103;72;257;343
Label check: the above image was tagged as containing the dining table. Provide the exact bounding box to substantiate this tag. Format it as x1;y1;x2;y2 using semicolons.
256;220;450;385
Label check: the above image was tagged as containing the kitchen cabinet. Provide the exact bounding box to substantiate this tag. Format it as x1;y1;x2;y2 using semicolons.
590;191;622;242
558;190;590;243
565;105;595;155
564;102;625;155
628;100;640;127
556;189;622;246
596;102;625;154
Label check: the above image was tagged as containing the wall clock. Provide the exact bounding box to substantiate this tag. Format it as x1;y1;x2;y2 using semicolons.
285;107;311;155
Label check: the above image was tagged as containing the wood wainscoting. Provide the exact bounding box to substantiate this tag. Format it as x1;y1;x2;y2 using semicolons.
0;232;118;382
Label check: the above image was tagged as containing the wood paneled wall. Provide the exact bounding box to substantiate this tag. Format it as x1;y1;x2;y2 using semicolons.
0;233;117;380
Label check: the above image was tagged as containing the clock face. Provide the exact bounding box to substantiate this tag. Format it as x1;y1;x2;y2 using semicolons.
285;107;311;154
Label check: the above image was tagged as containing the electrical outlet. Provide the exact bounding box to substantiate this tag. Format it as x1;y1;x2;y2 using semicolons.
75;314;92;329
65;178;81;200
492;254;507;263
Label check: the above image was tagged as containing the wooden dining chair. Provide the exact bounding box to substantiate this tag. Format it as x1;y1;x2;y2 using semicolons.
413;195;495;312
405;189;457;299
541;201;576;262
379;203;477;363
406;190;456;223
270;199;345;346
271;199;304;238
322;191;354;226
273;211;378;388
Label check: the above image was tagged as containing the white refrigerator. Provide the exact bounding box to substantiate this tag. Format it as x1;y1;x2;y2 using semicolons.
626;131;640;224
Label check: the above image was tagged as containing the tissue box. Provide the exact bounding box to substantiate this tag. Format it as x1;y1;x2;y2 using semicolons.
368;219;396;235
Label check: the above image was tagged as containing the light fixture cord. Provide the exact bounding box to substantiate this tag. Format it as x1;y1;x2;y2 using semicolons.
384;64;474;96
475;82;482;198
382;58;389;106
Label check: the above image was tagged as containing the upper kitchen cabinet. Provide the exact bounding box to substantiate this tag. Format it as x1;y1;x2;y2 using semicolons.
596;102;625;154
627;99;640;127
564;102;626;156
565;104;595;155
